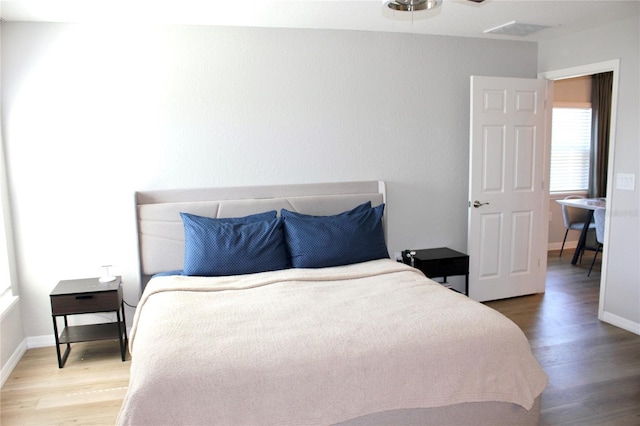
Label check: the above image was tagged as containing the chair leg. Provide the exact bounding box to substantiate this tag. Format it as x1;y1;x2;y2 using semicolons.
580;228;596;264
559;230;569;257
588;244;602;277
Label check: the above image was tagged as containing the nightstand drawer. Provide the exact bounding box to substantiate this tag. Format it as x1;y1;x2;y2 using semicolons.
416;256;469;278
51;290;120;315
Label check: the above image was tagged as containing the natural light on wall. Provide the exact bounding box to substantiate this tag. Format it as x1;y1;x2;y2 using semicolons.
5;24;172;275
549;107;592;193
9;24;167;194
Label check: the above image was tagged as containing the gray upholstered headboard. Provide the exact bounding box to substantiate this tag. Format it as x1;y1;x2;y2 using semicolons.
135;181;387;288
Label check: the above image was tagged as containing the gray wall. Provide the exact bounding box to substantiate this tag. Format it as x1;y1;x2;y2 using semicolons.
2;23;538;343
539;15;640;328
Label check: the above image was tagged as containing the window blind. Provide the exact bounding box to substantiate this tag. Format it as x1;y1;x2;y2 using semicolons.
549;107;592;192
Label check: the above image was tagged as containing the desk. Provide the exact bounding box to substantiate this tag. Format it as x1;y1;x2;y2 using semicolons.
555;198;606;265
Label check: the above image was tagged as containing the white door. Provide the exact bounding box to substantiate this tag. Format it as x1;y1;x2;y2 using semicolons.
468;76;551;302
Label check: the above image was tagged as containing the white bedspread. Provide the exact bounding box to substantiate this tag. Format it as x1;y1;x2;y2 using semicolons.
117;259;547;425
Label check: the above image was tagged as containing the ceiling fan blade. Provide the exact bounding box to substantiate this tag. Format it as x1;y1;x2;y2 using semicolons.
467;0;486;3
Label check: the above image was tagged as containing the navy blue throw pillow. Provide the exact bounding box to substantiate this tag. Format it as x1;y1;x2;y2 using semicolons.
282;203;389;268
180;212;289;276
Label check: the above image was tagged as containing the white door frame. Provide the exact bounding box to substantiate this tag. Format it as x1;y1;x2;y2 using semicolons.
539;59;620;323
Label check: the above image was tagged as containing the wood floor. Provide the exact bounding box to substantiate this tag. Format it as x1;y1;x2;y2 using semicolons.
1;251;639;425
486;251;640;425
1;341;130;425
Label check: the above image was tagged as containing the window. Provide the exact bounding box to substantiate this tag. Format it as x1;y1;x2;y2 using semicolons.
549;107;592;193
0;194;17;313
0;134;13;301
0;201;11;298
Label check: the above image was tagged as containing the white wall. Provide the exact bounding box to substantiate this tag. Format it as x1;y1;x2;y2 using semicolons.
539;15;640;330
1;23;537;340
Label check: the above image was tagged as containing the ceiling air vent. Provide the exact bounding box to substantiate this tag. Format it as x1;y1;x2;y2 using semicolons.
484;21;551;37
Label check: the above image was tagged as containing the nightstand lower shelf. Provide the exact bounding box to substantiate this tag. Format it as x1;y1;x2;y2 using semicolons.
54;319;127;368
58;322;124;344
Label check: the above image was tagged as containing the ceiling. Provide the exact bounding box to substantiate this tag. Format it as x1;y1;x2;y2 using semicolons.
1;0;638;42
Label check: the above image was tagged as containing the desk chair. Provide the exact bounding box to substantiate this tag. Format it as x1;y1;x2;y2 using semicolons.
559;195;596;258
588;208;605;277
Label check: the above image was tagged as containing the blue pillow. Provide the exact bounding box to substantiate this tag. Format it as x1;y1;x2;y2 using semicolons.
204;210;277;223
280;201;372;219
180;212;289;276
283;203;389;268
152;270;183;277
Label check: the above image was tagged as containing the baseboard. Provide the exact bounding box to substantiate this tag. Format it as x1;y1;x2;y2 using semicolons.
600;311;640;336
1;339;27;388
26;334;56;348
547;241;578;251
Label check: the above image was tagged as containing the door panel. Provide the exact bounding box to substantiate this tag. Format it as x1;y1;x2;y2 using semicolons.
483;127;505;192
479;213;502;278
468;76;550;302
510;210;533;274
514;126;535;190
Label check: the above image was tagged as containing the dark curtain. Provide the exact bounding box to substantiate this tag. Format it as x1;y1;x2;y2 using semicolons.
589;72;613;198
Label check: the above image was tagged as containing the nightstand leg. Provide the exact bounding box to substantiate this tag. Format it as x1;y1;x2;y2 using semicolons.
52;315;71;368
121;303;128;355
116;306;126;361
59;344;70;368
116;302;128;361
464;274;469;296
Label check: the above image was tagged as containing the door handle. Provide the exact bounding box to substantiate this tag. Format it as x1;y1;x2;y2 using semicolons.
472;200;490;208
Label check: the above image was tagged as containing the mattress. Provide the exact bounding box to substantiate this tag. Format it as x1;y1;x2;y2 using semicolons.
117;259;547;425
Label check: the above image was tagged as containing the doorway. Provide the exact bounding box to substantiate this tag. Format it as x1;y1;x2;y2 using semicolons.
540;59;620;322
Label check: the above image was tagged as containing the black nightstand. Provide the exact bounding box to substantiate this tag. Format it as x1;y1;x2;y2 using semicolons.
50;277;128;368
402;247;469;295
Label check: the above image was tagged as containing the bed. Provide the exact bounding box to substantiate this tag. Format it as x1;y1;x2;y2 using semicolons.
118;181;547;425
